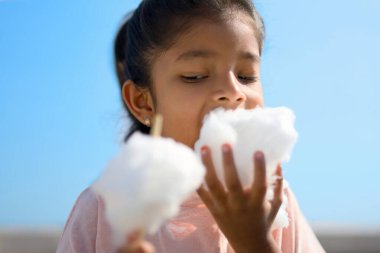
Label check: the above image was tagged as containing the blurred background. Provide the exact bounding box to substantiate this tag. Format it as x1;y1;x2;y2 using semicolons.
0;0;379;252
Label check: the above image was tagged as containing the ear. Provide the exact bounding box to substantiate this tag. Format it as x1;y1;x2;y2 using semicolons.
122;80;155;125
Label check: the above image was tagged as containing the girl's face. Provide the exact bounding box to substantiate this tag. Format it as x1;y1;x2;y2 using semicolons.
150;13;264;148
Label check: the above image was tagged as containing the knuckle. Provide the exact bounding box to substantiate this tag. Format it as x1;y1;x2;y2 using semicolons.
278;194;284;203
255;183;267;195
272;198;283;209
197;189;206;199
207;180;218;190
209;205;222;218
227;181;241;192
231;200;246;212
205;159;214;169
224;158;234;170
249;196;265;209
274;189;284;202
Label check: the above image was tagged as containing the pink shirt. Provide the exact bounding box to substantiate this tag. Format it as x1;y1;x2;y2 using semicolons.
56;184;325;253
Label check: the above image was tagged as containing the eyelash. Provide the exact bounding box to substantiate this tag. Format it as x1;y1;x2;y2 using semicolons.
181;75;258;84
238;75;259;84
181;75;208;83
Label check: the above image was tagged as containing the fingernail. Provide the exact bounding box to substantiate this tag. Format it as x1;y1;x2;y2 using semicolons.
255;151;263;160
222;144;230;153
201;146;208;156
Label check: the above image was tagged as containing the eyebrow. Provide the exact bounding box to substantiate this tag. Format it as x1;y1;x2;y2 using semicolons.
175;49;261;63
238;51;261;63
175;50;216;62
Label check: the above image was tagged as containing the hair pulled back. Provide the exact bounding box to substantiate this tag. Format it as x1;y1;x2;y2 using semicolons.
114;0;265;141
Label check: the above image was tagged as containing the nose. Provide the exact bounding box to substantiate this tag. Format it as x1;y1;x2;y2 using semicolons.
212;72;246;106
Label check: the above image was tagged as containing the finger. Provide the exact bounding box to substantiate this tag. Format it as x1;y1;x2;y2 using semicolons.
127;230;143;243
268;165;284;223
118;230;154;253
201;146;227;202
197;186;220;217
250;151;267;206
124;230;145;251
137;241;155;253
120;241;155;253
222;143;244;196
197;184;213;207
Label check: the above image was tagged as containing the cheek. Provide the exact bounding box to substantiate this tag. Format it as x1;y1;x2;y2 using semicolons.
155;91;204;148
245;84;264;108
161;113;201;148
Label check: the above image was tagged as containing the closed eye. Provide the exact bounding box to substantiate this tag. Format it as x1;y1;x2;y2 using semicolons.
181;75;208;83
238;75;259;84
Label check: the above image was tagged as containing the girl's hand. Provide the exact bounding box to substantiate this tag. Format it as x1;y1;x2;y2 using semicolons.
117;231;155;253
197;144;283;253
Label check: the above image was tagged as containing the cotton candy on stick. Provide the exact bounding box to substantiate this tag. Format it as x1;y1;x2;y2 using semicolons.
194;106;298;230
92;115;205;247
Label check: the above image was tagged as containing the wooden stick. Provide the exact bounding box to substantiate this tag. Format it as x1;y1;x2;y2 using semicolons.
150;114;163;137
128;114;163;244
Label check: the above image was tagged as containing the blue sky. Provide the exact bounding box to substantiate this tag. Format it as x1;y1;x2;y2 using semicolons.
0;0;379;227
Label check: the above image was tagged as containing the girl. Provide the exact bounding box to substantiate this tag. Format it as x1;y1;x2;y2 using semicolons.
56;0;325;252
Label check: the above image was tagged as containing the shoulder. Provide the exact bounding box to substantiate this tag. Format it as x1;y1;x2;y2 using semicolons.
56;187;112;253
74;187;101;216
283;181;298;208
282;181;305;224
280;181;326;253
64;187;101;228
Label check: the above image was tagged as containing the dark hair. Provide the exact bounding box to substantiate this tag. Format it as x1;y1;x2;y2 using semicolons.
114;0;265;141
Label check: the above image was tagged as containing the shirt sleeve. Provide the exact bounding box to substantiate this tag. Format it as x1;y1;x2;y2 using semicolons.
55;188;114;253
56;185;326;253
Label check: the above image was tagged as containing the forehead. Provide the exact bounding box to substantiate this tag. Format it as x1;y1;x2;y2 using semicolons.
157;13;260;64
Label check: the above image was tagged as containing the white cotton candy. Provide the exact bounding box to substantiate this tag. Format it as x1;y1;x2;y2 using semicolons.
92;132;205;246
194;106;298;230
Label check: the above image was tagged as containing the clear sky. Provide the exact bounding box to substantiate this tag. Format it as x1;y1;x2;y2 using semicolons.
1;0;379;227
